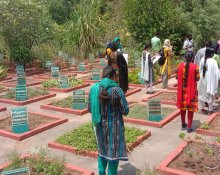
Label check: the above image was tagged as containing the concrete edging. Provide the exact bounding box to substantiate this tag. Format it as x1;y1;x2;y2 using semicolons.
48;131;151;158
49;83;90;93
0;154;94;175
41;103;89;116
0;93;56;106
142;90;177;106
0;80;43;87
196;112;220;137
0;112;68;141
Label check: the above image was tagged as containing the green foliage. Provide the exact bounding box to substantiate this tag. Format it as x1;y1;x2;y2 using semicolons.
5;149;65;175
0;0;51;65
179;133;186;139
128;68;141;84
42;77;83;88
0;65;7;78
52;96;73;108
216;137;220;143
0;85;5;90
56;123;147;152
124;0;189;53
3;88;48;100
200;123;210;130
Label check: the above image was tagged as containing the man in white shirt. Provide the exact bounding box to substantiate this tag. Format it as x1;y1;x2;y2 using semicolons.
183;34;194;52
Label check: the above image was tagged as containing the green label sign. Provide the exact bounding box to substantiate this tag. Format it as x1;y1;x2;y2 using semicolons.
92;68;101;80
11;107;29;134
100;58;107;67
148;100;162;122
72;90;86;109
59;75;69;88
17;78;26;85
46;61;53;69
134;59;141;67
89;53;95;62
78;62;85;71
16;65;25;79
16;85;27;101
1;167;30;175
51;66;59;78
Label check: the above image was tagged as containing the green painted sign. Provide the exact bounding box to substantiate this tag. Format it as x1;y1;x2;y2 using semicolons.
134;59;141;67
16;85;27;101
16;65;25;79
78;62;86;71
1;167;30;175
72;90;86;109
89;53;95;62
70;57;76;65
46;61;53;69
148;100;162;122
59;75;69;88
51;66;59;78
92;68;101;80
100;58;107;67
11;107;29;134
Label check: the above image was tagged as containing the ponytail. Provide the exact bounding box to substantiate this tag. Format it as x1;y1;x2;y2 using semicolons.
184;51;194;86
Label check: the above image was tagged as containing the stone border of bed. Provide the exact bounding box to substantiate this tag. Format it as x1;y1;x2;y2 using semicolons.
196;112;220;137
48;83;90;93
0;93;56;106
0;112;68;141
48;131;151;158
0;79;43;87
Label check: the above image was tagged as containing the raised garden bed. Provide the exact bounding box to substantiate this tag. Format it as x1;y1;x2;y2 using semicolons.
7;68;44;76
0;85;8;93
32;72;77;80
157;140;220;175
124;103;180;128
0;78;42;87
196;113;220;137
0;88;56;106
41;96;88;115
48;123;151;158
142;90;177;105
0;112;68;141
0;153;94;175
0;76;13;82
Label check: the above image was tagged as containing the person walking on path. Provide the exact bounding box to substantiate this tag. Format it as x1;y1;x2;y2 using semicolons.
88;66;129;175
198;47;219;115
183;33;194;52
161;39;172;89
176;51;200;133
141;42;154;94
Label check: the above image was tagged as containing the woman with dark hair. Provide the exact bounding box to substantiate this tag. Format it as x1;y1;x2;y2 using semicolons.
198;47;219;115
88;66;129;175
141;42;154;94
106;42;128;93
176;51;200;133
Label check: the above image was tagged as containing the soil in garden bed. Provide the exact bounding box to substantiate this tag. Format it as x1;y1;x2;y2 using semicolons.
51;96;87;108
151;92;177;101
0;113;56;132
209;115;220;131
0;158;83;175
168;142;220;175
127;104;176;120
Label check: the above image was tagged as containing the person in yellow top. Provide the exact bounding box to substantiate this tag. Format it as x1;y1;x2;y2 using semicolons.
161;39;173;88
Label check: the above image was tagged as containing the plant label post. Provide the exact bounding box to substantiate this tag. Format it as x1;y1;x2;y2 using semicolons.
16;65;26;85
46;61;54;69
134;59;141;68
59;75;69;88
51;66;59;78
71;57;76;65
89;53;95;62
58;50;64;57
72;90;86;110
100;58;107;67
147;100;163;122
11;107;29;134
1;167;30;175
16;85;27;101
138;72;145;84
92;68;101;80
78;62;86;71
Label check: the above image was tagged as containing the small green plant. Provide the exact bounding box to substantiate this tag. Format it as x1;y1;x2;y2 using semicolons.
128;68;141;84
0;85;5;90
179;132;186;139
136;166;158;175
204;145;214;156
0;65;7;78
52;96;73;108
200;123;210;130
194;135;202;140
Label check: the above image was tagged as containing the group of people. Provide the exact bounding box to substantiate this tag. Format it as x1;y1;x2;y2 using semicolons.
88;35;220;175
